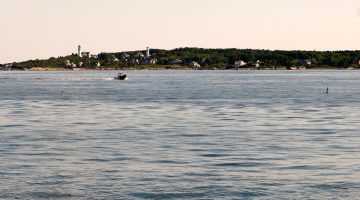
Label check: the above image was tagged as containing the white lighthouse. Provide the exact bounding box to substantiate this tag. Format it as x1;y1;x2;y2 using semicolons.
146;47;151;58
78;45;81;57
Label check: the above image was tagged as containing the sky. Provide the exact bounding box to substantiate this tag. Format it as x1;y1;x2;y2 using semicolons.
0;0;360;63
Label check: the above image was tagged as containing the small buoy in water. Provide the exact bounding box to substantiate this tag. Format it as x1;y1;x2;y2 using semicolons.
326;87;329;94
61;91;64;96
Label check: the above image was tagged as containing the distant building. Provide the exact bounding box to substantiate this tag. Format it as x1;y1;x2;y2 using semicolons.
135;52;145;58
64;60;78;69
78;45;81;57
64;60;72;68
135;47;157;65
142;58;157;65
121;53;130;60
248;60;261;68
234;60;247;68
169;59;183;65
298;59;312;66
112;55;119;62
146;47;151;58
150;58;157;65
256;60;261;68
130;59;140;65
190;61;201;69
0;64;11;71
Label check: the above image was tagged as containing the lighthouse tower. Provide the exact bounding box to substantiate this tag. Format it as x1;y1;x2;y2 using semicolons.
78;45;81;57
146;47;151;58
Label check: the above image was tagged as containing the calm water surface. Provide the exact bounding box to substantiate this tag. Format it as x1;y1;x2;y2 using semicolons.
1;70;360;199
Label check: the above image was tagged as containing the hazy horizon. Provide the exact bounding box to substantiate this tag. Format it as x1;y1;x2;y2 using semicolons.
1;0;360;63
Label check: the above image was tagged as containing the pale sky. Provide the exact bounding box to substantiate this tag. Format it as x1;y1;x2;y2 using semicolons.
1;0;360;63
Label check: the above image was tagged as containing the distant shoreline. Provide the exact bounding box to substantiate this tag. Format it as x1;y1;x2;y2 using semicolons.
1;66;357;71
25;66;196;71
2;48;360;71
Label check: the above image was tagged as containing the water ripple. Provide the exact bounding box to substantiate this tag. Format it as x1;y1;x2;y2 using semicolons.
1;70;360;199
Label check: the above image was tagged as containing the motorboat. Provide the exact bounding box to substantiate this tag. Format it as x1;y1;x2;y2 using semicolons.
114;72;127;80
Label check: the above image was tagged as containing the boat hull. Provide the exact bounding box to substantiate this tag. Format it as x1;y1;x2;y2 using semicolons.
114;75;126;80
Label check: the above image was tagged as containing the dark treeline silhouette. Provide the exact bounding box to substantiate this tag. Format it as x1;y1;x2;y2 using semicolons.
4;48;360;70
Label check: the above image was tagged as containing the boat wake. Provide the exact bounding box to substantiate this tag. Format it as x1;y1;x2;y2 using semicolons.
60;78;116;81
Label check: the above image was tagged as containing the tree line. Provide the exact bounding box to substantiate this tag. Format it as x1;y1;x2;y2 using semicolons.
4;48;360;70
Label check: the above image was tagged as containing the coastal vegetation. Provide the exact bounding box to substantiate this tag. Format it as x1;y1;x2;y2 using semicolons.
2;48;360;70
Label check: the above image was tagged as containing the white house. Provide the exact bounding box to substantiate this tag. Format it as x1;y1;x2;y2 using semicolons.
256;60;261;68
191;61;201;68
234;60;247;68
121;53;130;60
248;60;261;68
64;60;71;67
150;58;157;65
112;55;119;62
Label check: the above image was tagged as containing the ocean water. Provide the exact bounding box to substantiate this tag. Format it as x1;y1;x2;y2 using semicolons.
1;70;360;199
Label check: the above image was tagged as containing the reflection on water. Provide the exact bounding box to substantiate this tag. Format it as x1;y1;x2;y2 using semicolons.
1;70;360;199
